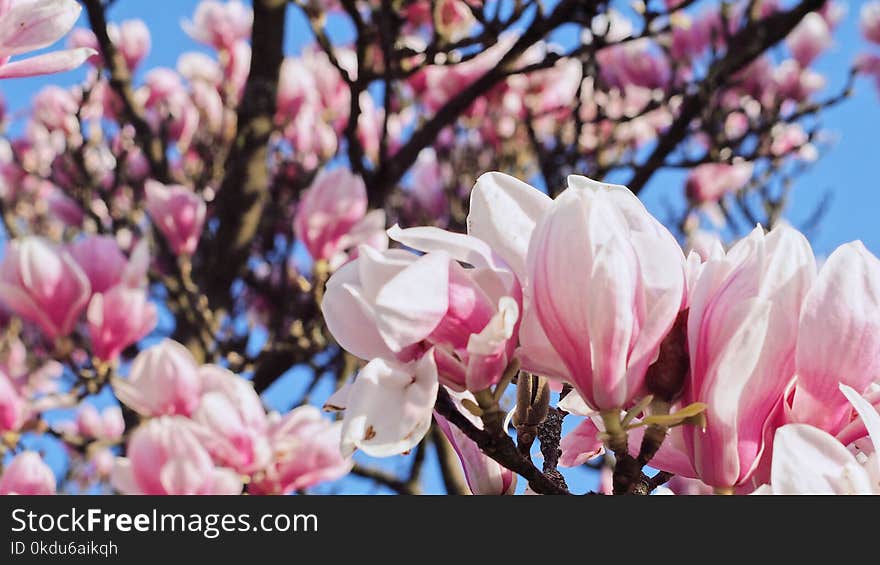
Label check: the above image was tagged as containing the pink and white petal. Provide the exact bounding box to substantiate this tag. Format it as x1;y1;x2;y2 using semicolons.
337;209;388;251
793;242;880;429
322;260;397;360
160;459;207;495
840;384;880;471
210;468;244;495
340;354;439;457
387;224;513;279
468;172;550;281
323;383;352;412
559;419;604;467
373;251;450;352
0;48;95;78
516;302;570;382
557;389;591;416
770;424;872;494
628;424;698;478
0;0;83;57
110;458;142;495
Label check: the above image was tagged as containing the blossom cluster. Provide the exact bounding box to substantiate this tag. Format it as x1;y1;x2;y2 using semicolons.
323;171;880;495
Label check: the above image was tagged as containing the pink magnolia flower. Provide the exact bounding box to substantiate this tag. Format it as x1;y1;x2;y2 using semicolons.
31;84;79;135
0;451;56;494
787;242;880;434
434;389;516;495
141;67;186;107
409;36;510;114
862;1;880;46
183;0;252;52
773;60;825;102
786;12;832;67
89;447;115;478
0;0;95;79
68;235;129;294
178;52;223;85
761;384;880;494
139;69;200;149
683;225;815;489
225;39;251;100
144;180;206;256
112;416;242;495
598;39;670;91
387;225;521;392
669;11;719;62
819;1;846;30
406;148;448;218
686;162;754;204
112;339;202;417
322;225;521;393
249;406;352;495
0;337;62;403
0;236;91;340
87;286;158;362
327;355;439;457
191;365;271;475
69;19;151;71
293;167;371;262
75;404;125;440
559;417;604;468
525;175;686;412
190;80;224;134
47;189;84;227
107;19;151;70
464;172;576;381
770;123;815;160
0;370;26;432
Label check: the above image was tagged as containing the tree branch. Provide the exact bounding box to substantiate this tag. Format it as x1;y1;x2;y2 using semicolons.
350;464;418;495
434;387;569;495
203;0;287;310
82;0;170;183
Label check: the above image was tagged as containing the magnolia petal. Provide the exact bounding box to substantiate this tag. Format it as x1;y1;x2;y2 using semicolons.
770;424;872;494
0;48;95;78
0;0;82;57
110;458;142;495
467;172;550;281
839;383;880;476
340;354;439;457
321;259;397;360
792;242;880;431
559;418;604;467
373;251;450;352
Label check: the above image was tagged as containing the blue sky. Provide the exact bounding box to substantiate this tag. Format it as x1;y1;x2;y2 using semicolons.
3;1;879;494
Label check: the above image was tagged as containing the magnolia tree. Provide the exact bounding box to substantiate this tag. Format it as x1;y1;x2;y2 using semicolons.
1;0;880;496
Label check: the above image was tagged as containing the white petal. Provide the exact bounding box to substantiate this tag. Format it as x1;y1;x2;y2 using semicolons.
771;424;872;494
467;172;550;281
340;355;439;457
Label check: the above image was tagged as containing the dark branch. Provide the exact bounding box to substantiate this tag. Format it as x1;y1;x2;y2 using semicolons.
82;0;170;183
203;0;287;310
434;387;569;495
